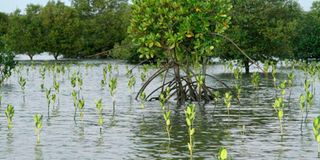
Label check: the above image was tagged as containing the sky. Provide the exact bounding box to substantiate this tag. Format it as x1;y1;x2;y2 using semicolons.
0;0;316;13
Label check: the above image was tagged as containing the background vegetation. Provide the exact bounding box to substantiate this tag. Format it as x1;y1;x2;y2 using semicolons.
1;0;320;74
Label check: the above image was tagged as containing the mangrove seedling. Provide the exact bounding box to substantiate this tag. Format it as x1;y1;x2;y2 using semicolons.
263;61;270;74
218;147;228;160
95;98;103;112
305;90;314;122
140;72;147;83
101;67;107;88
160;88;172;140
128;75;136;94
77;76;83;90
125;66;132;78
233;66;243;100
273;96;284;135
279;80;287;97
312;116;320;155
233;67;242;80
72;90;78;121
45;88;52;118
299;94;306;131
139;92;146;108
163;109;171;140
274;80;286;135
70;74;77;88
313;116;320;154
185;103;196;158
51;93;56;108
251;72;260;88
53;80;60;94
95;99;104;132
196;75;204;101
5;104;14;128
18;76;26;92
45;88;51;108
109;77;118;102
78;98;85;119
40;67;46;90
224;92;232;116
34;114;43;143
103;66;107;80
212;91;220;108
107;63;112;74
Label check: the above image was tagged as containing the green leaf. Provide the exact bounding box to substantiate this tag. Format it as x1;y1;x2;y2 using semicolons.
155;41;162;47
190;128;195;136
219;148;228;160
317;135;320;143
186;118;191;126
278;110;283;120
166;119;171;126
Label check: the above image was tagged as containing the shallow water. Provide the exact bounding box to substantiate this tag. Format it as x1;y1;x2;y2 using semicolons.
0;60;319;159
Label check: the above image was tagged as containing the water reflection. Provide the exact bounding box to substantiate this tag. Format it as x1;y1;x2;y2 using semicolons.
0;61;319;159
6;129;14;154
34;143;43;160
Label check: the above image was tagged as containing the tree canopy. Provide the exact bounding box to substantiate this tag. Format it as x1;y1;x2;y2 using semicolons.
217;0;302;73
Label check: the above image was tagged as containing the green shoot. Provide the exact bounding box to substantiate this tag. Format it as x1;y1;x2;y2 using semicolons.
313;116;320;154
218;147;228;160
51;93;56;108
299;94;306;131
18;76;26;92
224;92;232;116
251;72;260;88
273;96;284;135
53;80;60;93
128;75;136;94
107;63;112;74
78;98;85;119
140;72;147;82
185;103;196;158
212;91;220;107
45;88;51;108
95;98;104;132
34;114;43;143
160;87;172;140
5;104;14;128
139;92;146;108
109;77;118;102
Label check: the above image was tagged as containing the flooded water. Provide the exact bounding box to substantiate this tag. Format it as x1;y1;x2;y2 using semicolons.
0;60;319;159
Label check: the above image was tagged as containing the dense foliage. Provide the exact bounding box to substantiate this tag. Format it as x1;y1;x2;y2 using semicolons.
217;0;302;73
128;0;232;103
294;1;320;60
3;0;130;60
0;12;15;84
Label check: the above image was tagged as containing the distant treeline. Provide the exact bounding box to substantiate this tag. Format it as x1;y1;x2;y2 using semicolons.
0;0;131;60
0;0;320;65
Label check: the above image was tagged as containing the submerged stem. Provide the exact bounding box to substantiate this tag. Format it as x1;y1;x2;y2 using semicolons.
280;118;283;136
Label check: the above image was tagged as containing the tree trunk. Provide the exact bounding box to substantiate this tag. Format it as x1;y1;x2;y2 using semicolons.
244;59;250;74
54;53;59;60
28;54;33;60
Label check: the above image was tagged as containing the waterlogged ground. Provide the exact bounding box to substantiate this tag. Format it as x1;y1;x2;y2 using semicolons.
0;60;319;159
